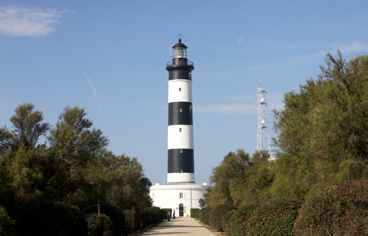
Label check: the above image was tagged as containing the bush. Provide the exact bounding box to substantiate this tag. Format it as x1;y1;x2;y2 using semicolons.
221;210;235;235
198;207;212;226
247;199;300;236
142;207;164;226
209;204;234;232
198;207;211;225
227;204;258;236
84;204;126;236
0;208;16;236
123;210;136;234
86;213;115;236
12;201;87;236
294;180;368;235
190;208;199;218
162;208;172;217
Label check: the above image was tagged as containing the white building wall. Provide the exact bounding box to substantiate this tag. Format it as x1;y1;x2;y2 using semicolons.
150;184;206;217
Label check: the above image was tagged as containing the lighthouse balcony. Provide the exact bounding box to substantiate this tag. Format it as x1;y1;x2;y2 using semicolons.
166;60;194;67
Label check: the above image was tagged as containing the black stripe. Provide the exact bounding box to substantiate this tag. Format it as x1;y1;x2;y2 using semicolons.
166;58;194;80
168;149;194;173
168;102;193;125
168;70;192;80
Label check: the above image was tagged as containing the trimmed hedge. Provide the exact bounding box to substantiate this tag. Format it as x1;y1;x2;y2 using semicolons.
86;213;114;236
209;204;234;232
0;207;16;236
247;199;300;236
12;201;87;236
162;208;172;217
198;207;212;226
227;204;258;236
190;208;199;218
84;204;126;236
124;207;165;233
142;207;166;226
294;180;368;235
221;210;235;235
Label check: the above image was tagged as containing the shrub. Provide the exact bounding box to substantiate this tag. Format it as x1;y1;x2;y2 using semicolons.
209;204;234;232
198;207;212;225
247;199;300;236
12;201;87;236
84;204;126;236
142;207;164;226
162;208;172;217
123;210;135;234
228;204;258;236
86;213;114;236
294;180;368;235
190;208;199;218
0;207;16;236
221;210;235;235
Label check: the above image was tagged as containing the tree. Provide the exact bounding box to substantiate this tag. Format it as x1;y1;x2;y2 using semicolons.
0;126;12;160
49;105;108;167
271;52;368;200
86;154;152;209
205;150;252;208
10;103;49;149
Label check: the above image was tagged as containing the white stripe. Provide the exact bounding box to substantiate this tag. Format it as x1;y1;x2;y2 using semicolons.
168;125;194;149
168;80;192;103
167;173;195;183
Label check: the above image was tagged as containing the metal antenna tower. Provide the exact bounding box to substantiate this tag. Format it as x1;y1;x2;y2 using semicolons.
257;81;269;151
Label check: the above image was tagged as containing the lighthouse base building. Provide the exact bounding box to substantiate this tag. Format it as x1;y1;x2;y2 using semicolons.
149;38;206;217
150;182;206;217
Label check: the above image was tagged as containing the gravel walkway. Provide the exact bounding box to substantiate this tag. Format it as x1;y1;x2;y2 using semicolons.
141;217;215;235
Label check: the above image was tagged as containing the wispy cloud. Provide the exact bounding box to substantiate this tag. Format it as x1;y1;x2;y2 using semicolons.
222;95;254;101
195;91;284;115
194;104;256;114
339;41;368;53
285;41;368;54
83;73;102;110
0;5;69;37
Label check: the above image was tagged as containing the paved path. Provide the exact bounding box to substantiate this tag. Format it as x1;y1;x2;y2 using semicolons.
141;217;215;236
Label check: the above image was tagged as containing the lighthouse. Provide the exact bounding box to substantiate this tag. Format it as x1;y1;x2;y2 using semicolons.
150;38;206;217
166;38;195;183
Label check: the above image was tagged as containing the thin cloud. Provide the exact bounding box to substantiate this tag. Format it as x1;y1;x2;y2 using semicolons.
83;73;102;110
222;95;254;101
194;104;256;114
340;41;368;53
237;37;244;44
0;5;69;37
285;41;368;54
195;91;284;115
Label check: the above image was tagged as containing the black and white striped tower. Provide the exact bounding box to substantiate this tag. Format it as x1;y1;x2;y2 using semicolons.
166;38;195;184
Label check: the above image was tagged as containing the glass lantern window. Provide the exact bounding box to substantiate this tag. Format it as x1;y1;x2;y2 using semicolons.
172;47;187;58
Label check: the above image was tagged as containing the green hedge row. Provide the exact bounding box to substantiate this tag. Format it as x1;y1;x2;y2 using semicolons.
1;202;166;236
197;180;367;235
190;208;199;218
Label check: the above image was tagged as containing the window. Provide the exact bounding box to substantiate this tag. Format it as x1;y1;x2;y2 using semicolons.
179;128;182;132
179;193;183;199
179;87;182;92
180;108;182;112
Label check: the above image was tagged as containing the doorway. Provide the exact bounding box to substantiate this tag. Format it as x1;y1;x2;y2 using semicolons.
179;204;184;216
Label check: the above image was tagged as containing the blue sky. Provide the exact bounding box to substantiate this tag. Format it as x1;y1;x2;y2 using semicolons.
1;0;367;184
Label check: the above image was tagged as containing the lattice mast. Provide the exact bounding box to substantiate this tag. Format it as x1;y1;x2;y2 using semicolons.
257;81;269;151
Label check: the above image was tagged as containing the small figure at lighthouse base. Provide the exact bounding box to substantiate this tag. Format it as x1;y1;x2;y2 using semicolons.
149;38;206;217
